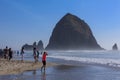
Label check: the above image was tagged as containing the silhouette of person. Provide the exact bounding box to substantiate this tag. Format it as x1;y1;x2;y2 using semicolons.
37;50;40;59
0;49;3;58
41;51;48;71
4;46;9;59
17;50;19;56
9;48;13;60
20;47;24;62
33;47;39;63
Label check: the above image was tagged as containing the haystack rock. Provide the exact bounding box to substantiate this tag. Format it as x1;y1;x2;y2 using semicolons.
46;13;103;50
112;43;118;50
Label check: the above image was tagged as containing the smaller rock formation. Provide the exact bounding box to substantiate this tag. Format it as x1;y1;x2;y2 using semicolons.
33;42;37;48
37;40;44;50
22;40;44;50
112;43;118;50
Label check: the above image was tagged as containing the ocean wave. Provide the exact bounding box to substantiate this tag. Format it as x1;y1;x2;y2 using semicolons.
48;56;120;68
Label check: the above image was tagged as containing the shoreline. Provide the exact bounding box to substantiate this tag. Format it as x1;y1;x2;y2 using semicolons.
0;59;57;75
0;60;120;80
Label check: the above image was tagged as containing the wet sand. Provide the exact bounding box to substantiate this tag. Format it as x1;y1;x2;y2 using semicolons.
1;57;120;80
1;64;120;80
0;59;57;75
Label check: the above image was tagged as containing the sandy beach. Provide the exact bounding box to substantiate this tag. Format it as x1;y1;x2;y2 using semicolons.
1;51;120;80
0;59;57;75
1;63;120;80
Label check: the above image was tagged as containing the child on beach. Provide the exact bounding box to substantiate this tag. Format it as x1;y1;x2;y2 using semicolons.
41;51;48;71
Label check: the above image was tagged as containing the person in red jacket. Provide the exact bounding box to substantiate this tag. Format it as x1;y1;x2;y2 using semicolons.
41;51;48;71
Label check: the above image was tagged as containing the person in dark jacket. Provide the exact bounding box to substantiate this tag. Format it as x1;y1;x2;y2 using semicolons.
9;48;13;60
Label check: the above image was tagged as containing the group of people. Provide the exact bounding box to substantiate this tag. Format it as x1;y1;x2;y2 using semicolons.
3;46;13;60
0;46;48;71
21;47;48;71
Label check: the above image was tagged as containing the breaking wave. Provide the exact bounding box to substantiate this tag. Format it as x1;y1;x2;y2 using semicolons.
49;55;120;68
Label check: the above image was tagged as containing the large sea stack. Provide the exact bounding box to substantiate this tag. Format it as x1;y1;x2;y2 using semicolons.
46;13;103;50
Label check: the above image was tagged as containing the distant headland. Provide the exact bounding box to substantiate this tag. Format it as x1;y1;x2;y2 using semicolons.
22;40;44;50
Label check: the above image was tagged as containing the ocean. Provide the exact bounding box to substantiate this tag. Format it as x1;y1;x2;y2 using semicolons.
1;50;120;80
48;50;120;68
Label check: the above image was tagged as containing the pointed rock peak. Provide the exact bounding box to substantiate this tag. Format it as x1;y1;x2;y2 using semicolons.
63;13;77;18
60;13;83;23
37;40;44;50
38;40;43;45
65;13;73;16
112;43;118;50
38;40;42;43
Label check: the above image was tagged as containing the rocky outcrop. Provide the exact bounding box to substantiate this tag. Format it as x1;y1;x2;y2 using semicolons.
46;13;103;50
33;42;37;48
22;40;44;50
37;40;44;50
22;44;33;50
112;43;118;50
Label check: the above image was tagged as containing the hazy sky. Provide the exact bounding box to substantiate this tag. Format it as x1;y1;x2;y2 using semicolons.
0;0;120;50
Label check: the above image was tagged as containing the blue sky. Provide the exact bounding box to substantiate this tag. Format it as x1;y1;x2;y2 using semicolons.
0;0;120;50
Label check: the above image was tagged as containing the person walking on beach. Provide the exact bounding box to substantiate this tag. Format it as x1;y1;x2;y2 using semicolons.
33;47;39;63
3;46;9;59
8;48;13;60
0;49;3;58
41;51;48;71
20;47;24;62
17;50;19;56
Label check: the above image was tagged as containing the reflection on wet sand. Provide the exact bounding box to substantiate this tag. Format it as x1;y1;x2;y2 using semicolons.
41;71;46;80
33;70;37;80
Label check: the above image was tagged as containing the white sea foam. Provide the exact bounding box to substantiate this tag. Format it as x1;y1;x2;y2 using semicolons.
48;55;120;68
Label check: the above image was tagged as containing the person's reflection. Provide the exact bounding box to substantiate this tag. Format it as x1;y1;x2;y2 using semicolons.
41;71;46;80
33;70;36;75
33;70;37;80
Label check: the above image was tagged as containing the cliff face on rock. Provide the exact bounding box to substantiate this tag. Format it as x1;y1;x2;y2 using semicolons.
22;40;44;50
46;13;103;50
112;43;118;50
